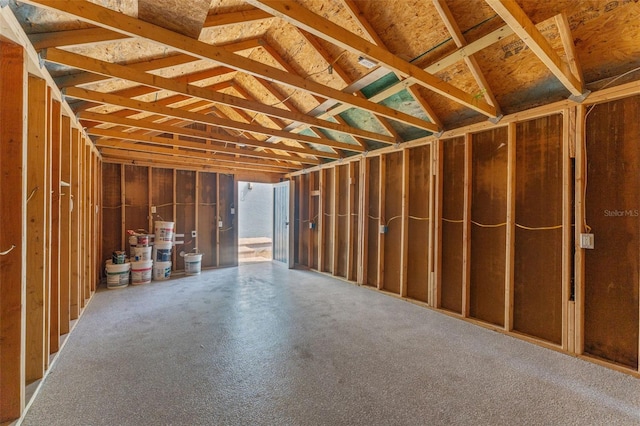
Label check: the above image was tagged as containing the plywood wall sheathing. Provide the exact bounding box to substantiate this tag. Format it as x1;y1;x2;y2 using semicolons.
198;172;217;268
406;145;432;303
438;137;465;314
513;115;564;345
365;157;380;288
382;152;403;295
469;127;508;327
583;95;640;370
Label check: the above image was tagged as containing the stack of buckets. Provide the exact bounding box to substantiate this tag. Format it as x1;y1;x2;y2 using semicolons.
129;233;153;285
105;252;130;289
152;221;174;281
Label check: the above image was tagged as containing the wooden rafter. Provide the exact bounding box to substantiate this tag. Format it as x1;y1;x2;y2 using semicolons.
64;86;365;153
44;48;393;145
30;7;273;50
81;109;334;162
54;38;261;89
88;128;320;165
485;0;585;97
247;0;498;118
100;147;292;174
432;0;500;110
554;12;584;86
21;0;437;133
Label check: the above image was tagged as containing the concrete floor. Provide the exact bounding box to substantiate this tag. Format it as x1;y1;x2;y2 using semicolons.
22;263;640;426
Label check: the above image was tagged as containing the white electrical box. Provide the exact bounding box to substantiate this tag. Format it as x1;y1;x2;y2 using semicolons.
580;233;594;249
379;225;387;234
151;206;156;213
191;230;197;238
230;207;235;215
218;220;223;228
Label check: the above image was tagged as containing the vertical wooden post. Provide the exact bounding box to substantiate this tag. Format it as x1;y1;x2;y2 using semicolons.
428;142;437;307
433;140;444;308
318;170;325;271
307;172;315;268
332;167;339;275
70;128;81;320
84;143;91;301
348;162;358;282
462;134;472;317
563;108;574;352
358;158;368;286
43;88;52;370
504;123;516;331
195;171;200;253
49;99;62;355
0;39;26;424
120;163;126;250
574;104;586;355
215;172;220;267
377;155;386;291
148;167;153;233
26;75;48;384
400;149;410;298
59;115;71;336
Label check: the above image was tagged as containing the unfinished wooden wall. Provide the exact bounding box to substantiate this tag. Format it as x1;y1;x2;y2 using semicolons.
0;42;101;422
290;83;640;378
582;95;640;370
101;166;238;271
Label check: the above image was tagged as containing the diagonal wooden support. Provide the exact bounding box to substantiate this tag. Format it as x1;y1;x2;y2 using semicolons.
486;0;585;98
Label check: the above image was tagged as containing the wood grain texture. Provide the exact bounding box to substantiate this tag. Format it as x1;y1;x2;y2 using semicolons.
584;96;640;369
513;114;564;345
470;127;508;327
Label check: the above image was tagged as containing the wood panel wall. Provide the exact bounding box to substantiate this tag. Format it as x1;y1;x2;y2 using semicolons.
583;95;640;369
290;83;640;378
101;167;238;271
0;44;101;422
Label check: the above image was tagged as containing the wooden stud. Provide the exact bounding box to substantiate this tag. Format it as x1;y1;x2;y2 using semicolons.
574;104;586;355
43;87;52;370
377;155;386;291
215;172;220;267
318;170;325;272
0;40;26;424
49;99;62;355
428;142;436;307
358;158;368;286
70;128;81;321
26;75;48;384
332;168;339;275
433;139;444;308
59;115;71;336
504;123;516;331
400;149;410;298
462;134;472;317
562;108;572;352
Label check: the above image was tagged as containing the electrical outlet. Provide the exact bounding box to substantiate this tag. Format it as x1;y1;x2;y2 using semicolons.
151;206;156;213
191;230;196;238
580;233;594;249
218;220;223;228
379;225;388;234
309;222;315;230
230;207;235;215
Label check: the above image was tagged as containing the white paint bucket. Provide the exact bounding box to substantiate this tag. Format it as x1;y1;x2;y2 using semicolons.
153;261;172;281
132;245;152;261
131;260;153;285
154;221;175;243
105;261;130;289
184;253;203;275
153;241;173;262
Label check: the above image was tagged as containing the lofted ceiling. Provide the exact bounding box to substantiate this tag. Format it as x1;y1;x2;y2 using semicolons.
7;0;640;176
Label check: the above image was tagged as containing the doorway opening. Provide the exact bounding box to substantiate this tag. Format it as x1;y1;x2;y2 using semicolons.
238;181;274;263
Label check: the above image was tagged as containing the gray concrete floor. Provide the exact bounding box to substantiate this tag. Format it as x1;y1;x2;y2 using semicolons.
22;263;640;426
